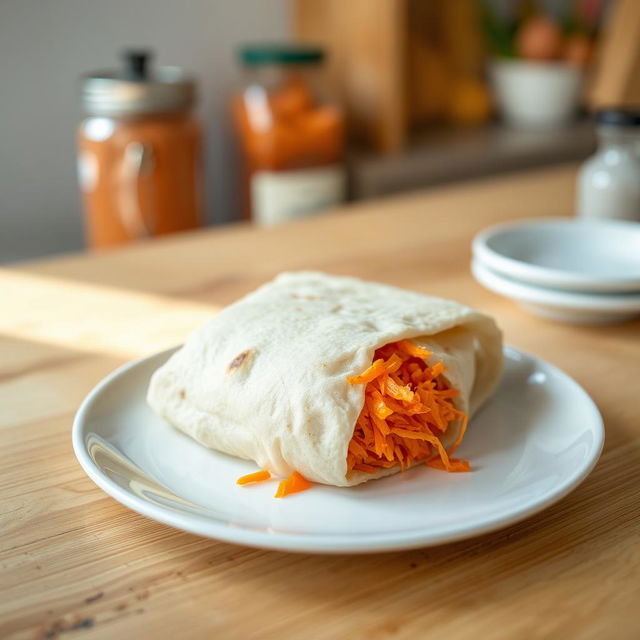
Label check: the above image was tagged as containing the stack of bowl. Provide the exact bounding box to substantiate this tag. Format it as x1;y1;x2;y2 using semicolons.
471;218;640;325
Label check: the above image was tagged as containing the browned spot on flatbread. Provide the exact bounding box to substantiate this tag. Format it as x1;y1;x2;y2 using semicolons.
291;293;318;300
227;349;254;373
178;389;186;399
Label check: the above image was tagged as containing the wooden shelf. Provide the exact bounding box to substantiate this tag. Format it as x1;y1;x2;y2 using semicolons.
348;118;596;199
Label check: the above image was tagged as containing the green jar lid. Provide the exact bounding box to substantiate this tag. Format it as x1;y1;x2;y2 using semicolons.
239;43;325;66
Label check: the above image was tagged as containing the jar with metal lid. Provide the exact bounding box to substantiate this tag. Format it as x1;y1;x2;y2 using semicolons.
78;51;203;247
232;44;345;226
577;108;640;221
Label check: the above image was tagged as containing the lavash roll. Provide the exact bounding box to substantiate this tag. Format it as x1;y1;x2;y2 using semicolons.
147;272;503;486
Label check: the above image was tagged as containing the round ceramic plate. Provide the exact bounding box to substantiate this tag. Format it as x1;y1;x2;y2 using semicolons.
473;217;640;293
73;346;603;554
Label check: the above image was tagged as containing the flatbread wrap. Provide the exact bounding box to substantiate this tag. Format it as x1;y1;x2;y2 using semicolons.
147;272;503;488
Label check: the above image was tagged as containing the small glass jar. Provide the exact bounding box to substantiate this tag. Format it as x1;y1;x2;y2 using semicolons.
577;109;640;221
233;44;346;225
78;51;203;248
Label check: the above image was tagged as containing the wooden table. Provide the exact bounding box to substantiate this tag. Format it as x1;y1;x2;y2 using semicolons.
2;165;639;640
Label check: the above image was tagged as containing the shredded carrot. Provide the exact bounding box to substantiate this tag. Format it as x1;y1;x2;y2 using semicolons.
396;340;432;359
346;340;469;476
236;470;271;485
274;471;311;498
426;457;470;473
346;359;387;385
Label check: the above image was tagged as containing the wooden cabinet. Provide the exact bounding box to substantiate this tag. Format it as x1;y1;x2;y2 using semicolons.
294;0;490;154
294;0;407;153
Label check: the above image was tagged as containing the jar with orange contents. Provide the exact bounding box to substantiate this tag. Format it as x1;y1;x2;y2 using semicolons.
78;51;203;248
233;44;346;225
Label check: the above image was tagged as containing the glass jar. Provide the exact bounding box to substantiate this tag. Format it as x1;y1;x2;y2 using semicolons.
233;44;346;226
78;51;203;248
577;109;640;221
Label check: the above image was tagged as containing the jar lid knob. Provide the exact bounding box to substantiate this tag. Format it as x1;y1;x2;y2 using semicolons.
123;49;152;80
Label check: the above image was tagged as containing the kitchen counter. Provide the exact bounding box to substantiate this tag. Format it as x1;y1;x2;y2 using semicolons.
2;164;639;639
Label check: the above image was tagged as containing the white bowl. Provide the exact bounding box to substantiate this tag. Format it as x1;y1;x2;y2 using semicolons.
473;218;640;293
472;259;640;324
490;60;583;130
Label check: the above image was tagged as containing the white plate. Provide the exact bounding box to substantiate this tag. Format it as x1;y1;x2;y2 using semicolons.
472;259;640;325
473;218;640;293
73;347;603;554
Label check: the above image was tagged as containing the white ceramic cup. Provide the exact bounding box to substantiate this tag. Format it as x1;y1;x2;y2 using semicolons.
490;59;584;130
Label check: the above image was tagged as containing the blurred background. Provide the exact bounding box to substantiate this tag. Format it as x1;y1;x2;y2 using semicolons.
1;0;637;263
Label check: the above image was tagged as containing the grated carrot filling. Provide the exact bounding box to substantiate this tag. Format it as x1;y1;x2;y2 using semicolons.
274;471;311;498
236;470;271;485
346;340;470;474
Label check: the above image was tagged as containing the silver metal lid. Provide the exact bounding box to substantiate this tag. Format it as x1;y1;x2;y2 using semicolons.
81;52;196;116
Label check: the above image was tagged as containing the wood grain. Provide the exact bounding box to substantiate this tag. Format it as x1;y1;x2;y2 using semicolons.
589;0;640;108
295;0;407;152
2;164;639;640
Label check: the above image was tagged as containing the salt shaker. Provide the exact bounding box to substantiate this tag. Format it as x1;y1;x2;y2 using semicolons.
577;109;640;221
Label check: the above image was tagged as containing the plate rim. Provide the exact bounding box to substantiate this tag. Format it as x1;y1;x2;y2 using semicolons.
72;345;605;554
472;259;640;312
472;217;640;293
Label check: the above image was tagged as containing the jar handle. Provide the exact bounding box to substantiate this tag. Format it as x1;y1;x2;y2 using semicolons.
118;141;156;238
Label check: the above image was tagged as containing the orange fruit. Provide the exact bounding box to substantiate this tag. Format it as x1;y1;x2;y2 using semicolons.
516;16;563;61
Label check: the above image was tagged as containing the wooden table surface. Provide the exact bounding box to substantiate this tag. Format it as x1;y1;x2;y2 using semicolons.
2;165;639;640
